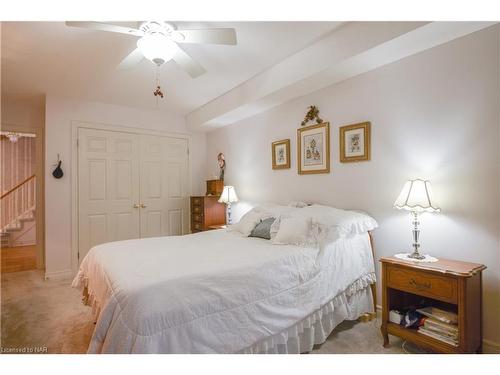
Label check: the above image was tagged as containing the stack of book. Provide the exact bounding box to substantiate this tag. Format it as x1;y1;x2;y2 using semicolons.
416;307;459;347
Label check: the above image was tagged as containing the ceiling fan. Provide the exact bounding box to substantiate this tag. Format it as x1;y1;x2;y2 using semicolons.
65;21;237;78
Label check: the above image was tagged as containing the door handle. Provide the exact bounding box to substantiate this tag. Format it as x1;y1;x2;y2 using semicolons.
133;204;140;208
140;203;147;208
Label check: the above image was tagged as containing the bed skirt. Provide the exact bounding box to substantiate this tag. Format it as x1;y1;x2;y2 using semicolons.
75;271;375;354
239;273;376;354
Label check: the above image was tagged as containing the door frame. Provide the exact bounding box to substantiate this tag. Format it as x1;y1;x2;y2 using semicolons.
71;121;192;276
0;123;45;270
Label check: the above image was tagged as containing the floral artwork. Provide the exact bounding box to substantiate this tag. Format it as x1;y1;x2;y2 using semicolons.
272;139;290;169
304;133;323;166
339;122;371;162
348;133;360;153
277;145;285;163
297;122;330;174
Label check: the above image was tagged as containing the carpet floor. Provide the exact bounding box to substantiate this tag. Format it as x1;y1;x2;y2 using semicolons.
1;270;417;354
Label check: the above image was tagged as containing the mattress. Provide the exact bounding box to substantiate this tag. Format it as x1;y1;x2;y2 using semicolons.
72;229;375;353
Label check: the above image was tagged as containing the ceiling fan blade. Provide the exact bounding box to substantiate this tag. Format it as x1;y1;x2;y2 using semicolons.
117;48;144;70
175;28;237;45
172;46;206;78
65;21;144;37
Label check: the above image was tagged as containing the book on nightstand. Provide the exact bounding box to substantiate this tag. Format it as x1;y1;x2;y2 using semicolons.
419;326;459;347
416;306;458;325
416;307;459;346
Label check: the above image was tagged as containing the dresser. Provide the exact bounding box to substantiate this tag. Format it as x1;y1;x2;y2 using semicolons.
190;196;226;233
380;256;486;353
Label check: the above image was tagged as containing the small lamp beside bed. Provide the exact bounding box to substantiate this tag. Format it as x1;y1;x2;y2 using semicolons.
218;186;239;225
393;179;440;261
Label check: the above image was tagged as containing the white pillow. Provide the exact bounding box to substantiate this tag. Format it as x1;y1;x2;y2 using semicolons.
253;204;298;217
288;201;308;208
228;209;263;236
300;204;378;236
272;216;314;246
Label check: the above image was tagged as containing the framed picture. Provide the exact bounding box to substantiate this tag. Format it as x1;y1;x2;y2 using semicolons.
339;122;371;162
297;122;330;174
272;139;290;169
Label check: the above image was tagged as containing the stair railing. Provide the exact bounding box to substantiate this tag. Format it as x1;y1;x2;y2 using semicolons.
0;174;36;231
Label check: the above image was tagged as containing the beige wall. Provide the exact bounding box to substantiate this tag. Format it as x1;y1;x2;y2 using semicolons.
206;26;500;349
1;94;45;129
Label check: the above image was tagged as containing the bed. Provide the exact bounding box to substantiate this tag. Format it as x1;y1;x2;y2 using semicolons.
72;205;377;354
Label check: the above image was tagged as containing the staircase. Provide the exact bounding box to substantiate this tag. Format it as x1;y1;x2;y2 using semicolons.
1;175;36;248
0;208;36;247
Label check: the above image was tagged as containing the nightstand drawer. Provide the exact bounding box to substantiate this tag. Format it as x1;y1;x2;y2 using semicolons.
191;197;203;206
191;205;203;214
192;213;203;222
387;266;458;304
191;221;203;231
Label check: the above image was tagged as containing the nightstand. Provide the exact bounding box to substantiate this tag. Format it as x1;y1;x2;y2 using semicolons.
380;256;486;353
190;196;226;233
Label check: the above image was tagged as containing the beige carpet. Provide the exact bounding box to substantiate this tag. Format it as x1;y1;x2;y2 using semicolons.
1;270;415;354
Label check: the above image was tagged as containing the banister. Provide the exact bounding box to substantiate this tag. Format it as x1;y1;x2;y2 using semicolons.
0;174;36;200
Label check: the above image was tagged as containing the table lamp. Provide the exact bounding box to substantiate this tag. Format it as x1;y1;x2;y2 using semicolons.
393;179;440;260
218;186;239;225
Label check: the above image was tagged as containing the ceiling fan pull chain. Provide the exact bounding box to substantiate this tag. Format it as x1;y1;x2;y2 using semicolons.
153;65;164;107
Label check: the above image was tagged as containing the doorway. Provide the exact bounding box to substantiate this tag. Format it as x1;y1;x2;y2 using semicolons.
0;130;42;273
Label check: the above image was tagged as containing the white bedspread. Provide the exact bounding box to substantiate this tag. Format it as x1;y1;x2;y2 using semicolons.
72;229;375;353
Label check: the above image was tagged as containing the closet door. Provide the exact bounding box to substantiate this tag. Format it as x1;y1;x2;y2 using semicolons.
139;135;189;238
78;128;140;261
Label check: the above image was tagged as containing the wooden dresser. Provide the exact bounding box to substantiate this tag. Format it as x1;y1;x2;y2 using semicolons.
380;256;486;353
190;196;226;233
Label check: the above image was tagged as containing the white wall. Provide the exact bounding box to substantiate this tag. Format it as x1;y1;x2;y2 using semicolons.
44;96;207;277
206;26;500;347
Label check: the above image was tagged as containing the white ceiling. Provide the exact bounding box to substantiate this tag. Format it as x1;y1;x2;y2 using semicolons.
1;21;343;115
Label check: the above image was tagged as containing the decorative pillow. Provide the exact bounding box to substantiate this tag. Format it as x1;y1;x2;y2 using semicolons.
249;217;275;240
228;209;263;236
272;216;313;246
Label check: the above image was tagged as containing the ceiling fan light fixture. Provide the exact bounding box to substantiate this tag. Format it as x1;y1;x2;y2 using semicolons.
137;34;177;66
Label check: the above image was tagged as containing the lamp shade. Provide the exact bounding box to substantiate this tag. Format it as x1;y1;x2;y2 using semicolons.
393;179;440;213
218;186;239;204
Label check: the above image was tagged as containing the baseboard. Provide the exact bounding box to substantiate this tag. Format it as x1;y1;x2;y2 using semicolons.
375;304;500;353
44;269;73;281
483;339;500;354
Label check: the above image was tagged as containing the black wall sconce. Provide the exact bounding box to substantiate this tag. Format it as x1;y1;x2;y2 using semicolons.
52;154;63;179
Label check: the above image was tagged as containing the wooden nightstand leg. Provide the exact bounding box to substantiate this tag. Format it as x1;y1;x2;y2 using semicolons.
381;325;389;347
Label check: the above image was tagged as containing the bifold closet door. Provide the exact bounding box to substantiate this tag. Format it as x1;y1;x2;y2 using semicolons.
139;135;189;238
78;128;141;261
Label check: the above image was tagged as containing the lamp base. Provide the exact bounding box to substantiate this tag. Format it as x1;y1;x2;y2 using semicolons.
407;251;426;260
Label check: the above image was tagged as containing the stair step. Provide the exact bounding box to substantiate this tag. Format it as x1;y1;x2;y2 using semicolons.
4;222;22;232
1;207;36;233
19;215;35;222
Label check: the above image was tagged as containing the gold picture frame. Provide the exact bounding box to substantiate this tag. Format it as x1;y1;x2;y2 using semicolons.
339;122;371;163
297;122;330;174
272;139;290;169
